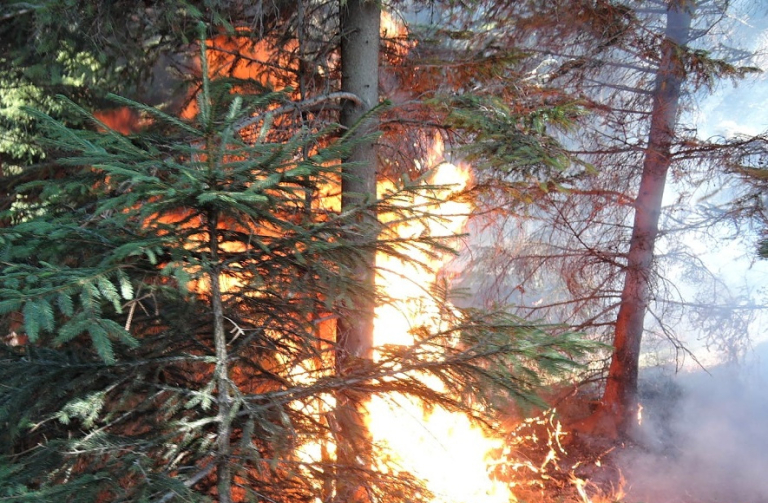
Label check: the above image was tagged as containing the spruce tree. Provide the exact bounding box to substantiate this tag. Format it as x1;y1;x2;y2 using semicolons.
443;0;764;437
0;38;597;502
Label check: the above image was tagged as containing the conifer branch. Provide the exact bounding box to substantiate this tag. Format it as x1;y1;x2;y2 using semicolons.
233;92;363;132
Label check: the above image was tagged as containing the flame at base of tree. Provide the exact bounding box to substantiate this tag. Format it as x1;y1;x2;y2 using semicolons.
354;147;622;503
0;32;614;503
367;155;515;503
492;409;626;503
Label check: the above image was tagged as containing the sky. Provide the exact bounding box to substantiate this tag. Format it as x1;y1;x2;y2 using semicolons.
678;0;768;357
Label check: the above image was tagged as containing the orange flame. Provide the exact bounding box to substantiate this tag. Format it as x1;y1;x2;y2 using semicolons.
167;14;632;503
367;135;516;503
93;108;140;134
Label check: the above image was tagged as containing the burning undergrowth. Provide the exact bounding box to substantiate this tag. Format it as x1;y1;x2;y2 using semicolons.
492;360;768;503
7;8;766;503
484;407;624;503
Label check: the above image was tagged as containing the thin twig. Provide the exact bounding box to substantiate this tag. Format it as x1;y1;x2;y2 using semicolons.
0;5;37;21
233;92;362;132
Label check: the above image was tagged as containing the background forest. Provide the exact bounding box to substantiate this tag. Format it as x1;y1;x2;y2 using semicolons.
1;0;767;502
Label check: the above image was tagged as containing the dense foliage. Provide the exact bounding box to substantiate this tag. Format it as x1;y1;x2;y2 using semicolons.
0;34;596;500
1;0;767;500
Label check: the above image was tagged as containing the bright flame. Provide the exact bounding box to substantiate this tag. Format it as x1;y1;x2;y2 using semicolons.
169;16;634;502
93;108;140;134
367;136;515;503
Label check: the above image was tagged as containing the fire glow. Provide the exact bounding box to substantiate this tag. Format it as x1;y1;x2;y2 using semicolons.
104;14;624;502
368;139;514;503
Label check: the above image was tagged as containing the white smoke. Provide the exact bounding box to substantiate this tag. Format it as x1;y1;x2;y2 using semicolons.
621;348;768;503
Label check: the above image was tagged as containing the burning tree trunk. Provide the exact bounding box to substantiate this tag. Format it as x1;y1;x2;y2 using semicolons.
596;1;693;438
336;0;380;501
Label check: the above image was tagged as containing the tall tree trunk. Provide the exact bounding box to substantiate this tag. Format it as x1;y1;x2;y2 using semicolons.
339;1;380;340
598;1;693;438
335;1;379;501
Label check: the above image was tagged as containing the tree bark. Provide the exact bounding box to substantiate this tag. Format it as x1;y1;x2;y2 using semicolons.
598;1;693;438
209;211;234;503
335;1;379;501
338;0;379;360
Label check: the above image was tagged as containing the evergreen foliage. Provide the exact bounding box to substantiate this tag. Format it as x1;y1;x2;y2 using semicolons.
449;0;765;364
0;0;276;166
0;44;596;502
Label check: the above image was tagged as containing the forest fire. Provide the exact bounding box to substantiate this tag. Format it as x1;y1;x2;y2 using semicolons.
5;1;768;502
366;140;621;503
369;142;514;503
88;17;617;503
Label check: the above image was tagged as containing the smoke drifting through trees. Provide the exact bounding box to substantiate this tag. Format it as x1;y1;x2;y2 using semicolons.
451;0;766;436
2;0;768;501
626;359;768;503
